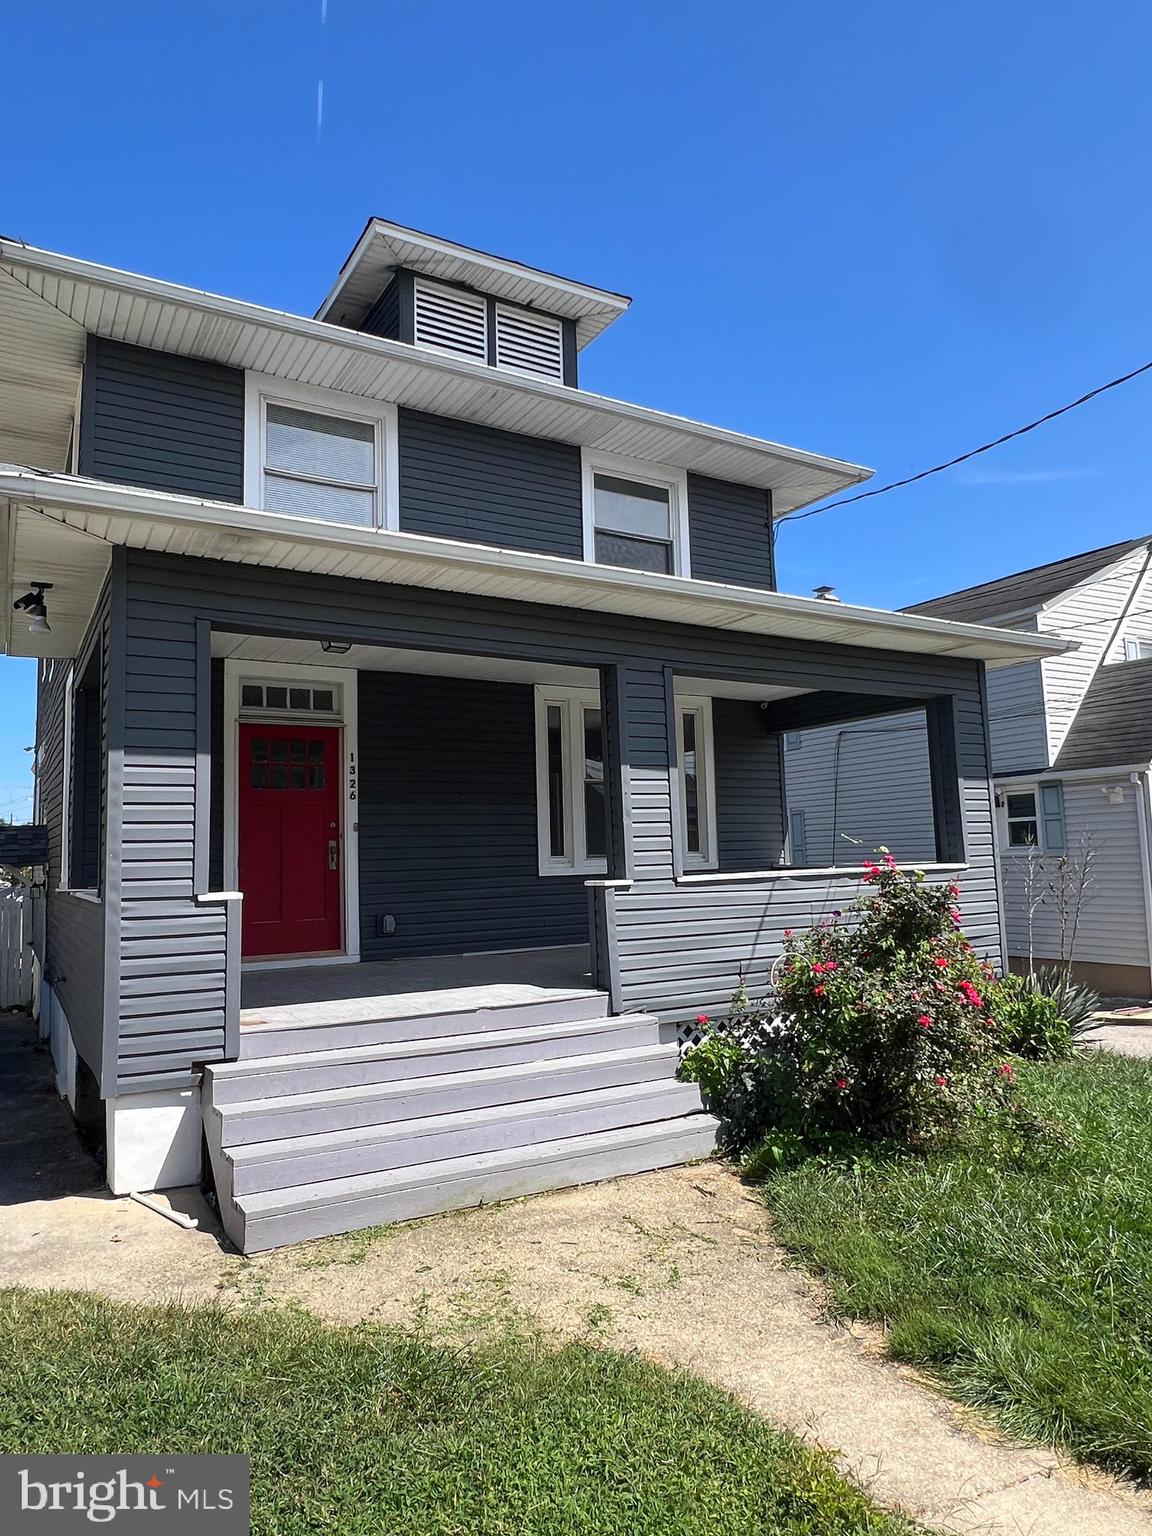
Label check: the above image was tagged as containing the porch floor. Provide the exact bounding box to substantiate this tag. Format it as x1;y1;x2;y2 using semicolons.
239;944;599;1032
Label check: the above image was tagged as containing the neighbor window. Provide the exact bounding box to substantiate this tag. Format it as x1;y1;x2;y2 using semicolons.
583;454;689;576
999;782;1066;854
1124;637;1152;661
245;374;396;529
677;696;717;869
535;687;607;875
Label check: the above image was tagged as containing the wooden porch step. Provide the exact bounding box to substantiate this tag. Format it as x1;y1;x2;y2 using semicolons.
205;1015;659;1105
225;1116;720;1253
221;1078;706;1198
207;1042;680;1146
237;988;610;1060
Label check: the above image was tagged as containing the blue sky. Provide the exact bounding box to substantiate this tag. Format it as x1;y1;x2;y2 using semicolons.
3;0;1151;818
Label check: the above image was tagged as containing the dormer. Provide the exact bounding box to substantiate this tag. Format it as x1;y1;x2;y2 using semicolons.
315;219;631;388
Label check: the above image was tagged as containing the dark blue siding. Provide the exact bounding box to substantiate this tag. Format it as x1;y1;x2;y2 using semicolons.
361;277;404;340
80;337;244;502
398;408;584;557
358;672;587;958
688;474;774;590
712;700;786;871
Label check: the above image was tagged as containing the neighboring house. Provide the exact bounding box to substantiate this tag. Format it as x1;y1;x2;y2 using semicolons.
0;221;1062;1249
789;539;1152;998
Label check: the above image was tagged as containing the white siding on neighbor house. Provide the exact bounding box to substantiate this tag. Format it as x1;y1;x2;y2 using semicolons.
1000;775;1151;970
783;710;938;868
1038;547;1152;762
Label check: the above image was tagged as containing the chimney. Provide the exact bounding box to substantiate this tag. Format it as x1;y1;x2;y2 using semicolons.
812;585;840;602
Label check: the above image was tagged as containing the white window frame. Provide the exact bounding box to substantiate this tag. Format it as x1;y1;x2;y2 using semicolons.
534;686;608;877
676;694;717;871
57;662;75;891
1124;636;1152;661
998;784;1041;855
223;659;360;968
581;450;691;578
243;372;399;531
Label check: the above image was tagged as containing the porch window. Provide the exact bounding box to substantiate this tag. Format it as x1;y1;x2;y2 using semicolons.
65;645;102;891
534;687;607;876
676;695;717;870
582;453;690;576
244;373;398;529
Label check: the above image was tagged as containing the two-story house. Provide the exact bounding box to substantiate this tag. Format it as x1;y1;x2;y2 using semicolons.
0;220;1063;1250
786;539;1152;998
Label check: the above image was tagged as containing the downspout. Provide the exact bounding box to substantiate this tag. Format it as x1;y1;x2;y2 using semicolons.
1131;769;1152;990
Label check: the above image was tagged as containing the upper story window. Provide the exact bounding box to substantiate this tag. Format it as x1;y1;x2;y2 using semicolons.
413;278;567;383
1124;637;1152;661
581;452;690;577
244;374;398;529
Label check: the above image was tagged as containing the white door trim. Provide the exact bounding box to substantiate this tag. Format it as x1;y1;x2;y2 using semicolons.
222;659;360;967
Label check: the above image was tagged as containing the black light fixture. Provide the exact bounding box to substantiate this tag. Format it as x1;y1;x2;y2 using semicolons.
320;639;352;655
13;582;52;635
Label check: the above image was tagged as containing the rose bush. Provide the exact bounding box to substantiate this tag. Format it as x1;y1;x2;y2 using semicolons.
681;857;1022;1155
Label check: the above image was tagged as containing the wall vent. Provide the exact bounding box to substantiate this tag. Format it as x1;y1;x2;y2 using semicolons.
494;304;565;381
413;280;488;363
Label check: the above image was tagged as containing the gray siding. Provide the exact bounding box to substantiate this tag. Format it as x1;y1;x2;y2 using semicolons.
358;673;586;958
361;277;404;341
37;587;112;1082
105;548;1000;1086
397;409;584;557
79;337;244;502
687;476;774;590
782;710;939;869
712;700;786;870
986;658;1048;773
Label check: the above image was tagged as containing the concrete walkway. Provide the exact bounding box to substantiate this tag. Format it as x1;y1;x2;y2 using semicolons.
1;1015;1149;1536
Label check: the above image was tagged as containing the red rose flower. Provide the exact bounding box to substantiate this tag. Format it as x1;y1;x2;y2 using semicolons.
935;1075;948;1087
835;1076;848;1091
813;984;827;997
696;1014;710;1026
917;1014;932;1029
999;1062;1013;1077
934;957;949;969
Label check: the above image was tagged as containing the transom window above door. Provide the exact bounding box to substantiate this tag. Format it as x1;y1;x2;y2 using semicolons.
582;453;690;577
240;680;342;716
244;374;398;530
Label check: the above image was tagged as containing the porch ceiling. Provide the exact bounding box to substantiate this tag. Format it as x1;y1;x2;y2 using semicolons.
1;474;1074;666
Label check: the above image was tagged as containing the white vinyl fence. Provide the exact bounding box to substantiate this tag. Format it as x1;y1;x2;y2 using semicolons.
0;884;34;1010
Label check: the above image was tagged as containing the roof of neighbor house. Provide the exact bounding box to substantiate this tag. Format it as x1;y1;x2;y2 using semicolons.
1055;655;1152;770
903;536;1152;623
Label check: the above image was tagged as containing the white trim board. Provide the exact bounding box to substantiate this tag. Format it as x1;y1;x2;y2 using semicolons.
222;659;360;966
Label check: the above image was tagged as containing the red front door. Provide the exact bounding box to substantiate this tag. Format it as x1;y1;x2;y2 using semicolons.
238;722;342;958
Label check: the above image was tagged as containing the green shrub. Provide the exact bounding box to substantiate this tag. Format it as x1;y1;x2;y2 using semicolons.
985;971;1072;1060
683;857;1020;1153
1029;964;1100;1035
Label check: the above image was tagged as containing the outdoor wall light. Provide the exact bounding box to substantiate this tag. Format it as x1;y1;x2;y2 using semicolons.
320;639;352;654
13;582;52;635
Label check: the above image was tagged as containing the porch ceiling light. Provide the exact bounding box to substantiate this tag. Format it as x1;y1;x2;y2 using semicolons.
320;639;352;654
13;582;52;634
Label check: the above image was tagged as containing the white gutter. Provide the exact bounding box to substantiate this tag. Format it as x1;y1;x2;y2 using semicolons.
1132;771;1152;976
1;469;1075;665
0;240;870;505
995;763;1150;783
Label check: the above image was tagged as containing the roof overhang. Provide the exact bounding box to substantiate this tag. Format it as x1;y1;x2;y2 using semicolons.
316;218;632;346
0;241;870;514
0;467;1074;668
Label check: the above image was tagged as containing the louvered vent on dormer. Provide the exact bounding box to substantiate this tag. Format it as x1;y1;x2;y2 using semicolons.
495;305;565;381
413;280;488;363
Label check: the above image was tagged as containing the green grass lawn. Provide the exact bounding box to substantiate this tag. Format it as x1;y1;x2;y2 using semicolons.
0;1288;919;1536
765;1050;1152;1481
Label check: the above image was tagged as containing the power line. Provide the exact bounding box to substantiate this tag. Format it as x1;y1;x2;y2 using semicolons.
780;358;1152;526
